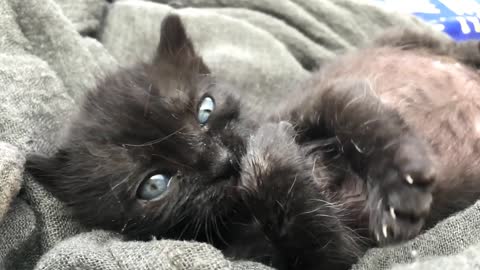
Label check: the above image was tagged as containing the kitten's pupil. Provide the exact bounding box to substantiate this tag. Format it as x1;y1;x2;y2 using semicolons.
137;174;171;200
198;96;215;125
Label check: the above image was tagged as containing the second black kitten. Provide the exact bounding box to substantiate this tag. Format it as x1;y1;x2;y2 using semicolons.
26;15;480;270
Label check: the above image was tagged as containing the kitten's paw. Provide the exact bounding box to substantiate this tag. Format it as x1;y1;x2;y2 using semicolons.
368;136;436;245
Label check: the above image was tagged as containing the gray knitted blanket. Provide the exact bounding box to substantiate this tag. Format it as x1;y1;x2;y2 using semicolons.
1;0;479;269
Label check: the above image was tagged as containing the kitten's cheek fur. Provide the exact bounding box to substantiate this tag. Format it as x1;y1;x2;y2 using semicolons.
237;123;360;270
239;122;297;190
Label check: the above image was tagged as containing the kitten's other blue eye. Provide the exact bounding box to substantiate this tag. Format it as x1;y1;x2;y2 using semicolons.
198;96;215;125
137;174;171;200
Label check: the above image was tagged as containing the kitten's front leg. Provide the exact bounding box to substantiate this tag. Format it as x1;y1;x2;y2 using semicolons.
284;80;437;245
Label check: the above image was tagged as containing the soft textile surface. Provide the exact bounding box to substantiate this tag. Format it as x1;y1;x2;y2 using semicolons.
0;0;478;269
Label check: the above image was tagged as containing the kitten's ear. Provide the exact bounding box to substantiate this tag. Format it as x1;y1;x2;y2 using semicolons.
157;14;194;59
155;14;210;74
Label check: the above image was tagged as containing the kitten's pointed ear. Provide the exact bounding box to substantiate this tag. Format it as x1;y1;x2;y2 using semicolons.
155;14;210;74
157;14;193;58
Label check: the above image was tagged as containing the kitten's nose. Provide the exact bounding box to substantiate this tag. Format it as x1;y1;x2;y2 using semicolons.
211;150;237;180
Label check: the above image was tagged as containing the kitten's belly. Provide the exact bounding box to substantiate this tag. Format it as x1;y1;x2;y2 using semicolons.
328;47;480;194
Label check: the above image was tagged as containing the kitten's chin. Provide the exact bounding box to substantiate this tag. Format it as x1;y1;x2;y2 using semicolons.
225;175;240;188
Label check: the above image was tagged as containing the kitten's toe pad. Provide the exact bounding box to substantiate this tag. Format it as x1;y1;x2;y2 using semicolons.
368;136;436;245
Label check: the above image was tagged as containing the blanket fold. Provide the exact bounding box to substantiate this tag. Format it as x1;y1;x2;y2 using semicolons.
0;0;477;269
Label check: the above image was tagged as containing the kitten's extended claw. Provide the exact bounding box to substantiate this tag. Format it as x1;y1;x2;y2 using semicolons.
390;207;396;219
377;199;383;210
405;174;414;184
382;224;388;238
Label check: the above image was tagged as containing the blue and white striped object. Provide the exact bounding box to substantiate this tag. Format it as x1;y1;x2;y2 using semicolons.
373;0;480;41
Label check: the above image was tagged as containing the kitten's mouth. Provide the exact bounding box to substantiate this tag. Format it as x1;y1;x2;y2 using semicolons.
214;165;241;184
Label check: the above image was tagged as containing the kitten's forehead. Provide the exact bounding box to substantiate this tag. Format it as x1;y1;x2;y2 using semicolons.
79;64;239;162
148;86;191;115
146;72;213;114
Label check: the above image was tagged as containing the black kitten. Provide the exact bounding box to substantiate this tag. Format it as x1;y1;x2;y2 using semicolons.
26;15;480;270
231;29;480;269
260;28;480;267
27;15;258;243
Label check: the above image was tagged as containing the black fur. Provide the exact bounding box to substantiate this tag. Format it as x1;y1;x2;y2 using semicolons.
27;15;257;243
26;16;480;270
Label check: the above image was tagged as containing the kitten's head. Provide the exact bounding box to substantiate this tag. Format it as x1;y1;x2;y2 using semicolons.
26;14;257;240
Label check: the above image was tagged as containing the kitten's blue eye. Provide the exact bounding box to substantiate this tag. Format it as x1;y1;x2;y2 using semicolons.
198;96;215;125
137;174;171;200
